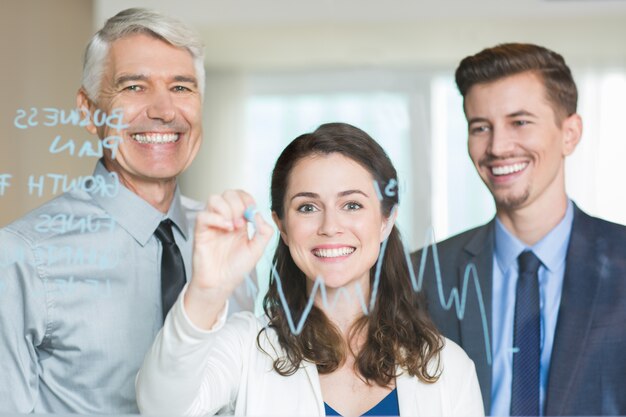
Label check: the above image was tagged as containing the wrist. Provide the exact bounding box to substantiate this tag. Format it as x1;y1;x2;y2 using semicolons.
183;284;230;330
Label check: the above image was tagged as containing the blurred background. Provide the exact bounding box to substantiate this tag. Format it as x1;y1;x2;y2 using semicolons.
2;0;626;261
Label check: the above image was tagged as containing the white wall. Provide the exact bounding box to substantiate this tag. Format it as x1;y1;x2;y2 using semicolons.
1;0;94;227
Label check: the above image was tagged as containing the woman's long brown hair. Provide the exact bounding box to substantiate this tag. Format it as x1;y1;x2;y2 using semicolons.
258;122;443;386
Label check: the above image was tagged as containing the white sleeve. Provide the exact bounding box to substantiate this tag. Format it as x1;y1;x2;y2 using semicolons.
453;361;484;417
228;268;258;315
136;286;256;416
444;340;485;417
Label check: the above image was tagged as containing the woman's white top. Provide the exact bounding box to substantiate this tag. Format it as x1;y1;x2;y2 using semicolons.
136;290;484;416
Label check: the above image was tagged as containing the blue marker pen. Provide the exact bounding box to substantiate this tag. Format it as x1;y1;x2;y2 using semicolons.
243;205;257;224
243;205;258;235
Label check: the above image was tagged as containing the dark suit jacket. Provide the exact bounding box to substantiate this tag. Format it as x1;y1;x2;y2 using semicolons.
412;205;626;415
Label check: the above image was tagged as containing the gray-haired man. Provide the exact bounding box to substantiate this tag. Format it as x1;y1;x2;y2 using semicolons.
0;8;254;413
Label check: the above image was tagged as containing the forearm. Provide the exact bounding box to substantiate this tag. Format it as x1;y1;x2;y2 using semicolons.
136;286;231;415
184;282;231;330
138;190;270;414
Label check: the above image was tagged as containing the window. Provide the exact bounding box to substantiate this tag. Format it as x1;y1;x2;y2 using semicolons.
243;88;414;299
233;68;626;304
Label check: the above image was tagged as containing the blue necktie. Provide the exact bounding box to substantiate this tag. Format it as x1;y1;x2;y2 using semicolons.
155;220;186;321
511;250;541;416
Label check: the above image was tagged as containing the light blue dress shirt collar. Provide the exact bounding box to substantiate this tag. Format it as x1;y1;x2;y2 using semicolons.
91;160;190;246
494;200;574;273
491;200;574;416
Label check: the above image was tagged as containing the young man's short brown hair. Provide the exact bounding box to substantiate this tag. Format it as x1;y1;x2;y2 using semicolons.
455;43;578;122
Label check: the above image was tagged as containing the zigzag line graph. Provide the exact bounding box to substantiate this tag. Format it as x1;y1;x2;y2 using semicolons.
244;224;492;365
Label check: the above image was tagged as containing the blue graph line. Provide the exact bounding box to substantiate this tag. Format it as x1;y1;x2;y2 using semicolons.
243;218;492;365
367;204;397;312
413;229;492;365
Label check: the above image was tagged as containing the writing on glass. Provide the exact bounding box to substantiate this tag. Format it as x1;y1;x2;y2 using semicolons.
2;107;126;199
243;179;492;364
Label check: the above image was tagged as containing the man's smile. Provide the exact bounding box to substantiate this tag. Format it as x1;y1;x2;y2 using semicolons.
130;132;180;144
491;162;528;176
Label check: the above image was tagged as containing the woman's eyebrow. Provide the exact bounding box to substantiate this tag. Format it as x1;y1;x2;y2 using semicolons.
290;189;368;202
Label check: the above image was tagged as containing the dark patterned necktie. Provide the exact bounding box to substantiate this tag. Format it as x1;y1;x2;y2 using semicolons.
511;250;541;416
154;219;186;321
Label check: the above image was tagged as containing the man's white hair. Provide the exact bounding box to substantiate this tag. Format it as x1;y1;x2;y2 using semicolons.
82;8;205;102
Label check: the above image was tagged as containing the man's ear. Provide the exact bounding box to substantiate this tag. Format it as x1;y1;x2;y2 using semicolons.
76;88;98;136
380;206;398;242
561;113;582;157
271;211;288;246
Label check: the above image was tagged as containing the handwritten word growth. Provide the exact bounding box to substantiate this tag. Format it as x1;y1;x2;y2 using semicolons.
1;172;120;199
27;172;119;198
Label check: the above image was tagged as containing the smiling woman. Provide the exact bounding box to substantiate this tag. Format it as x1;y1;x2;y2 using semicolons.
136;122;484;416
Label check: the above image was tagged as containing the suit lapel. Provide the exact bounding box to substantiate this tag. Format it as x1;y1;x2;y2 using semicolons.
458;221;495;414
545;206;602;415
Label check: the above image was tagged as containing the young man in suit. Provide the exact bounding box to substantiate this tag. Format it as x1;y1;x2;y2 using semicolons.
413;43;626;416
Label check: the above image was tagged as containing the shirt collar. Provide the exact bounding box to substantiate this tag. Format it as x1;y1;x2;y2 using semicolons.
166;188;190;240
494;200;574;273
90;160;189;246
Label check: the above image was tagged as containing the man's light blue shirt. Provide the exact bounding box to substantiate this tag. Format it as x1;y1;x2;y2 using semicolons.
0;162;196;413
0;161;254;413
491;201;574;416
